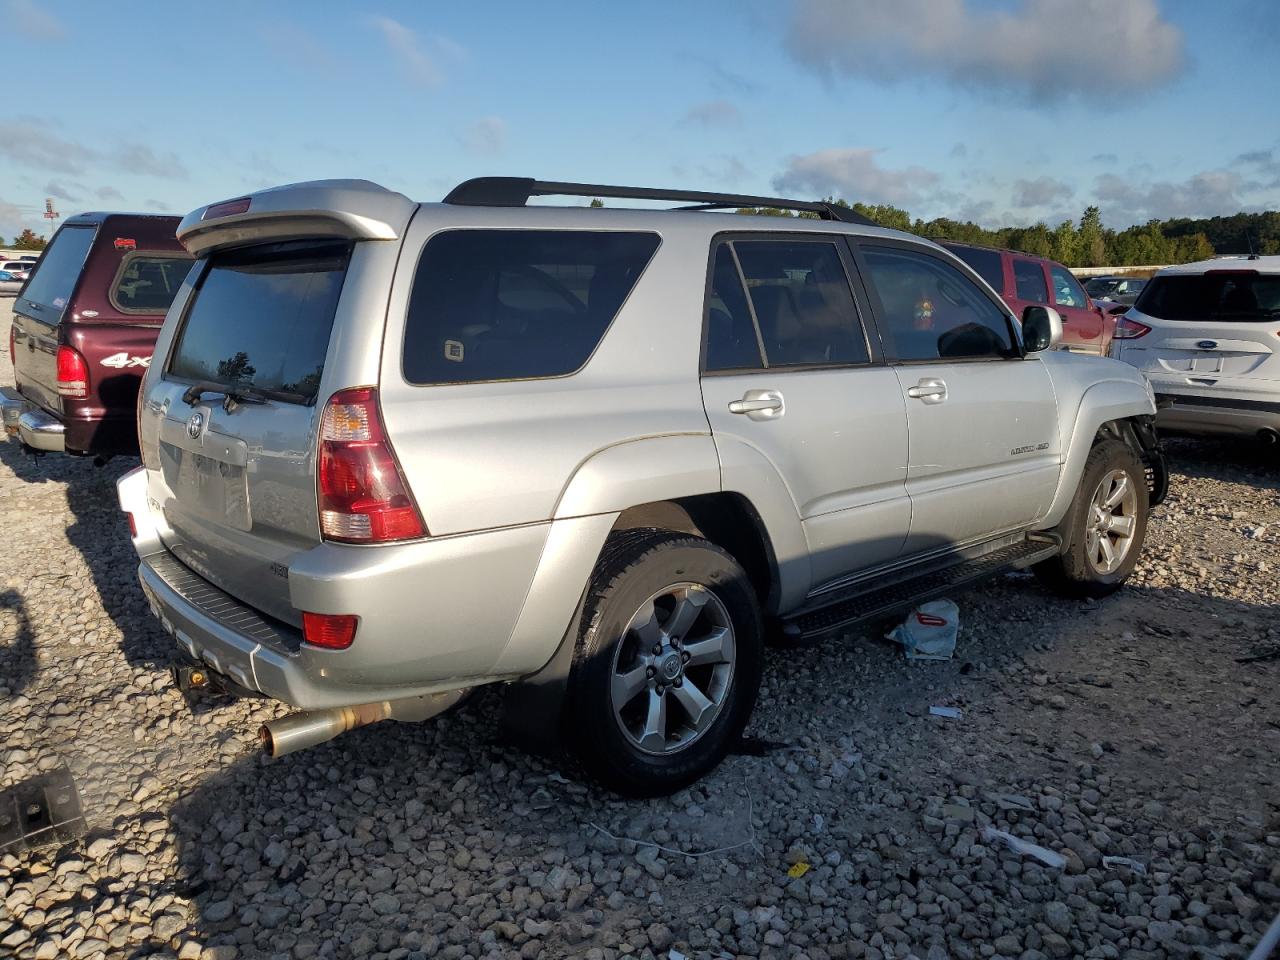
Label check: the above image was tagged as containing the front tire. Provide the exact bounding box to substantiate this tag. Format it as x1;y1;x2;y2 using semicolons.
1035;439;1149;599
567;529;763;796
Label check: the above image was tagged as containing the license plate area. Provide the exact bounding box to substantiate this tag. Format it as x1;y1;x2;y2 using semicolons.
160;440;252;530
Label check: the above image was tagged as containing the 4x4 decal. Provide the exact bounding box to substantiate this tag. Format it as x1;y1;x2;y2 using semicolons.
101;352;151;369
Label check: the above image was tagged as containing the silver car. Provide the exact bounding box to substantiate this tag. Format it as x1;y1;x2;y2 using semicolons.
119;177;1166;794
0;269;21;297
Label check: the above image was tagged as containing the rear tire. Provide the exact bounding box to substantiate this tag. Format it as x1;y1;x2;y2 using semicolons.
567;529;763;797
1035;439;1149;599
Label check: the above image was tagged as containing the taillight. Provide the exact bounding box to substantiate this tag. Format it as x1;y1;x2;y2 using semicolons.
56;345;89;398
1113;317;1151;340
317;387;425;543
301;612;359;650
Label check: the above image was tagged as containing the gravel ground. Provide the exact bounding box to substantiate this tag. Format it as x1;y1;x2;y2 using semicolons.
1;299;1277;960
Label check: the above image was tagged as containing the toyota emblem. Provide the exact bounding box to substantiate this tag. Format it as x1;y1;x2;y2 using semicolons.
186;412;204;439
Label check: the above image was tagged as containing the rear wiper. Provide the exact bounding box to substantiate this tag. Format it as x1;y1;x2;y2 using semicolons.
180;381;269;412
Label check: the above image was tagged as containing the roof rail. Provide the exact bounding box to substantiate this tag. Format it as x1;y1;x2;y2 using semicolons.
441;177;876;226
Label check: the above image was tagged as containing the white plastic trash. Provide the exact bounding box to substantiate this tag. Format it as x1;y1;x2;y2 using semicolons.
888;599;960;661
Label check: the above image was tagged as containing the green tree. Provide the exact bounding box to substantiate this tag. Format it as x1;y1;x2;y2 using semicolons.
1051;220;1080;266
12;228;46;251
1077;206;1106;267
589;198;604;208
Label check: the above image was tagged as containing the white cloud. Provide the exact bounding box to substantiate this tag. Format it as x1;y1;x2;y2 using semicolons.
461;117;506;155
95;185;124;201
785;0;1184;101
682;100;742;128
0;196;29;241
773;148;939;206
1013;176;1073;208
0;121;186;180
43;180;82;202
1093;169;1245;223
368;16;463;88
4;0;64;41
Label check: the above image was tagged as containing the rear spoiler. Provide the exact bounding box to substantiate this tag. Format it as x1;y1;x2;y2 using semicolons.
178;180;417;257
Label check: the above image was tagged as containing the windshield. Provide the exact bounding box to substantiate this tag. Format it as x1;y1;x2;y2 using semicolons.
167;240;351;404
1135;271;1280;322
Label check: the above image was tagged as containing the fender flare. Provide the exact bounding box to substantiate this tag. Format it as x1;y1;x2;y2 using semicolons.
1038;379;1158;528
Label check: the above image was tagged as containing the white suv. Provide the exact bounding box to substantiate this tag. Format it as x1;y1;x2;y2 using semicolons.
1112;256;1280;445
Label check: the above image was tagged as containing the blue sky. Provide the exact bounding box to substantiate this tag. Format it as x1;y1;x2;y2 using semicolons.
2;0;1277;241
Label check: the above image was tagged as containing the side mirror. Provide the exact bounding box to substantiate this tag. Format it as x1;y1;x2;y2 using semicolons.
1022;305;1063;352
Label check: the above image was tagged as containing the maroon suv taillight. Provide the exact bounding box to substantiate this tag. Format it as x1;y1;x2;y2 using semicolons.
317;387;425;543
56;345;89;398
1113;317;1151;340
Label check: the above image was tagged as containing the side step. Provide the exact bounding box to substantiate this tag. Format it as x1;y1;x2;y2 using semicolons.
782;538;1061;641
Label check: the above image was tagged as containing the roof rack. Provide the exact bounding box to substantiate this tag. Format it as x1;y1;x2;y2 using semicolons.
441;177;876;226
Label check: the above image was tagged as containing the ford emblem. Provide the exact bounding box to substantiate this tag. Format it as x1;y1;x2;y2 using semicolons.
186;412;204;439
1196;340;1218;350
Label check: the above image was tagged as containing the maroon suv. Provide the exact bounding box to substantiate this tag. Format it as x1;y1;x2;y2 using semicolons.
941;241;1116;356
2;213;191;457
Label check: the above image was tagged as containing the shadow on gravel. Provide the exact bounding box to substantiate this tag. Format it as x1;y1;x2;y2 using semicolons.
0;588;36;699
155;580;1279;959
1162;436;1279;485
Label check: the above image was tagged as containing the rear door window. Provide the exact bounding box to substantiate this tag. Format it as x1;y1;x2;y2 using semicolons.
942;243;1004;292
1013;259;1049;303
167;240;350;404
861;245;1017;361
704;245;764;371
1135;272;1280;322
1050;265;1088;308
730;239;869;367
403;230;660;385
111;254;194;314
18;224;97;320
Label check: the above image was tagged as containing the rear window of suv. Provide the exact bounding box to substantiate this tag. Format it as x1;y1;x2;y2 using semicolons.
111;254;193;314
1136;271;1280;322
941;243;1004;292
19;223;97;320
402;230;660;385
167;240;350;404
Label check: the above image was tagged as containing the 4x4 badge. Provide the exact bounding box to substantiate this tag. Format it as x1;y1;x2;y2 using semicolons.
186;412;204;439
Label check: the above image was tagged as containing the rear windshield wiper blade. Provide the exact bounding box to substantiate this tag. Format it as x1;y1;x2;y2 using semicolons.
180;381;271;411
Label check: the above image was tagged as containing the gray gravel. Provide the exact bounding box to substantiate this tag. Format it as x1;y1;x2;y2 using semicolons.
1;300;1277;959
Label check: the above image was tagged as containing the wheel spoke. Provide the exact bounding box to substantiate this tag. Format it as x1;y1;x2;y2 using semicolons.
638;690;667;751
629;600;662;646
612;664;649;710
682;626;731;668
1103;475;1130;509
1098;534;1116;568
665;589;709;640
1085;529;1100;558
671;680;715;731
1105;513;1135;537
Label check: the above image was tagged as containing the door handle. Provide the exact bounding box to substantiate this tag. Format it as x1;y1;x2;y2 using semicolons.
728;389;784;420
907;378;948;403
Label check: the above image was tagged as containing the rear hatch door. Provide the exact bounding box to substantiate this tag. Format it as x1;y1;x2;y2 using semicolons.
148;239;353;626
11;222;98;412
1118;269;1280;397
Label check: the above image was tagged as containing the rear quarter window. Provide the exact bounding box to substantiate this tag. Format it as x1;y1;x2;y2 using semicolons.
18;224;97;320
1136;272;1280;322
402;230;660;385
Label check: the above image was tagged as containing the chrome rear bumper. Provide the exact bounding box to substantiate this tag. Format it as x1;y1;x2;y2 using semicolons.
0;390;66;452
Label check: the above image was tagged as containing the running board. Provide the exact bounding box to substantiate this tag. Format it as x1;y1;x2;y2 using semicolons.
782;538;1061;641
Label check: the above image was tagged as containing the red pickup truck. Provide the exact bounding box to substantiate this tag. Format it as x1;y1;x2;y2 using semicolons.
941;241;1117;356
2;212;191;458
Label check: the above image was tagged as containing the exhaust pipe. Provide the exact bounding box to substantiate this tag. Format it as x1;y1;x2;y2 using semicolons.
259;688;470;758
1258;429;1279;447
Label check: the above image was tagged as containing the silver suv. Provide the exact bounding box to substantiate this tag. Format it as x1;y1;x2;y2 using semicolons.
118;178;1167;795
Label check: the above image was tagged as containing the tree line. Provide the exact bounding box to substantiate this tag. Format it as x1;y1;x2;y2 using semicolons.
0;228;47;251
734;202;1280;267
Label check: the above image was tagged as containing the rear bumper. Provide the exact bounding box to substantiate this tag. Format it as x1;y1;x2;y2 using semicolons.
1155;392;1280;438
0;390;65;452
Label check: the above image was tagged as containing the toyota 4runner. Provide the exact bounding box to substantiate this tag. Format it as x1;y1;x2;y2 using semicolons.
118;178;1167;795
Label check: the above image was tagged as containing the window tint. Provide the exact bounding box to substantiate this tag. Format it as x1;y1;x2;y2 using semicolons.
403;230;659;385
111;255;193;314
1013;259;1048;303
1050;265;1087;308
732;240;867;367
862;246;1016;361
19;224;96;319
168;241;350;403
942;243;1004;292
1135;272;1280;322
704;245;763;371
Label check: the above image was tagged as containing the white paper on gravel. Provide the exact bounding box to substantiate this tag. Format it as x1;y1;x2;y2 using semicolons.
981;826;1067;869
